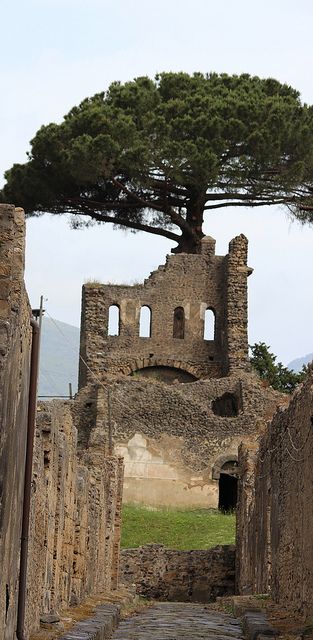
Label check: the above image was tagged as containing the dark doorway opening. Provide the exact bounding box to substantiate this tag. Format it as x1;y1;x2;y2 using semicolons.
218;473;238;512
212;392;239;417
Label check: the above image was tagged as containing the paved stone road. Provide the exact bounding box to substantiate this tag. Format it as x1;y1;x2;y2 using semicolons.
112;602;243;639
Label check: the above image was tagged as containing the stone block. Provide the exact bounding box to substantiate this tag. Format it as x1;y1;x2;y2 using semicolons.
0;279;11;300
242;610;278;640
0;299;10;318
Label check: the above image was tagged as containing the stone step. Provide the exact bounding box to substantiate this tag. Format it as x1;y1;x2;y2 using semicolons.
59;603;120;640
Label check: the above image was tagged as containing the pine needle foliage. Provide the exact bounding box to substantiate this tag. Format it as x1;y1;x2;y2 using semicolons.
250;342;307;393
2;72;313;253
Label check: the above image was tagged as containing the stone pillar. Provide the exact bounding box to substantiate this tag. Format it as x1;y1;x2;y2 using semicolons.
225;234;251;374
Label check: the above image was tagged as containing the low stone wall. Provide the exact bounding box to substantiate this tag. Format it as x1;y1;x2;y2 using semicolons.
236;368;313;620
120;544;235;602
25;400;124;636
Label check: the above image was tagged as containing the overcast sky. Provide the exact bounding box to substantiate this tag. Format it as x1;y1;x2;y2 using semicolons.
1;0;312;365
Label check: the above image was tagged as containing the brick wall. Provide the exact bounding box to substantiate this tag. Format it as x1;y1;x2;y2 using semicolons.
0;205;124;638
25;400;124;636
236;368;313;620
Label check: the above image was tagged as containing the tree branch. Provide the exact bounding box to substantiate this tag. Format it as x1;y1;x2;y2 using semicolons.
204;199;289;210
110;177;199;244
111;177;164;211
204;191;285;202
67;204;181;242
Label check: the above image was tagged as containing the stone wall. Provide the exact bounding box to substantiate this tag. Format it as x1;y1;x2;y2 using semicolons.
77;233;285;509
76;376;283;508
0;204;124;639
236;368;313;620
25;400;124;636
0;205;32;640
79;234;251;388
120;544;235;602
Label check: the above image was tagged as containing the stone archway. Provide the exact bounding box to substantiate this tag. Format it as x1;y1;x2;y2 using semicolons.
129;365;197;384
212;456;239;512
125;357;200;381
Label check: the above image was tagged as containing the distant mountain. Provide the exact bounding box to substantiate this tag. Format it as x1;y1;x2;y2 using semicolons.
38;317;80;399
288;353;313;373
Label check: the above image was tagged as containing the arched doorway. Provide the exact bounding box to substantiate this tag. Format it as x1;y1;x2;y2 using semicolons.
213;458;238;512
218;473;238;512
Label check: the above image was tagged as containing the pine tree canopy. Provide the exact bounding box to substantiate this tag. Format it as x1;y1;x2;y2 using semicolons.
2;72;313;253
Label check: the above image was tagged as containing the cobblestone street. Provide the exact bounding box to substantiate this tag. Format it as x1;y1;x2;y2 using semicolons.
112;602;243;639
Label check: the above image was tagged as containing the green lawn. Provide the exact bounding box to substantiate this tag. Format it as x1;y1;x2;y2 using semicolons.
121;505;236;550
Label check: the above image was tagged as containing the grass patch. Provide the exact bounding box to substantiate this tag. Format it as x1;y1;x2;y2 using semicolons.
121;505;235;550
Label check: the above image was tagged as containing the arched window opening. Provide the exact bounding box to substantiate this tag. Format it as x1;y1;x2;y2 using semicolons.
108;304;120;336
204;308;215;341
173;306;185;339
139;306;152;338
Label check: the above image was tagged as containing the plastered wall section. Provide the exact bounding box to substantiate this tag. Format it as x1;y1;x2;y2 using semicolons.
76;375;283;508
25;400;124;637
236;368;313;621
78;234;251;387
0;205;32;640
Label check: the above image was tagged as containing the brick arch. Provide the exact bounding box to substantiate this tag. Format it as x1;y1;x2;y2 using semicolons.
212;454;238;480
125;358;200;380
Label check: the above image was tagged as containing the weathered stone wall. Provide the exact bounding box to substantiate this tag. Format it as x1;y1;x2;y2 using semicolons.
76;376;283;508
236;369;313;620
0;205;32;640
25;400;124;636
77;233;284;508
79;235;251;388
0;204;124;639
226;236;251;374
120;544;235;602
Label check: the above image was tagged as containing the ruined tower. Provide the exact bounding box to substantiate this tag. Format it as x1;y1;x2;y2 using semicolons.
79;235;251;387
77;235;280;508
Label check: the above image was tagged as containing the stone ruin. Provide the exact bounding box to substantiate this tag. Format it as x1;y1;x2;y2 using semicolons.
0;205;123;639
236;364;313;621
1;201;313;634
77;234;283;509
